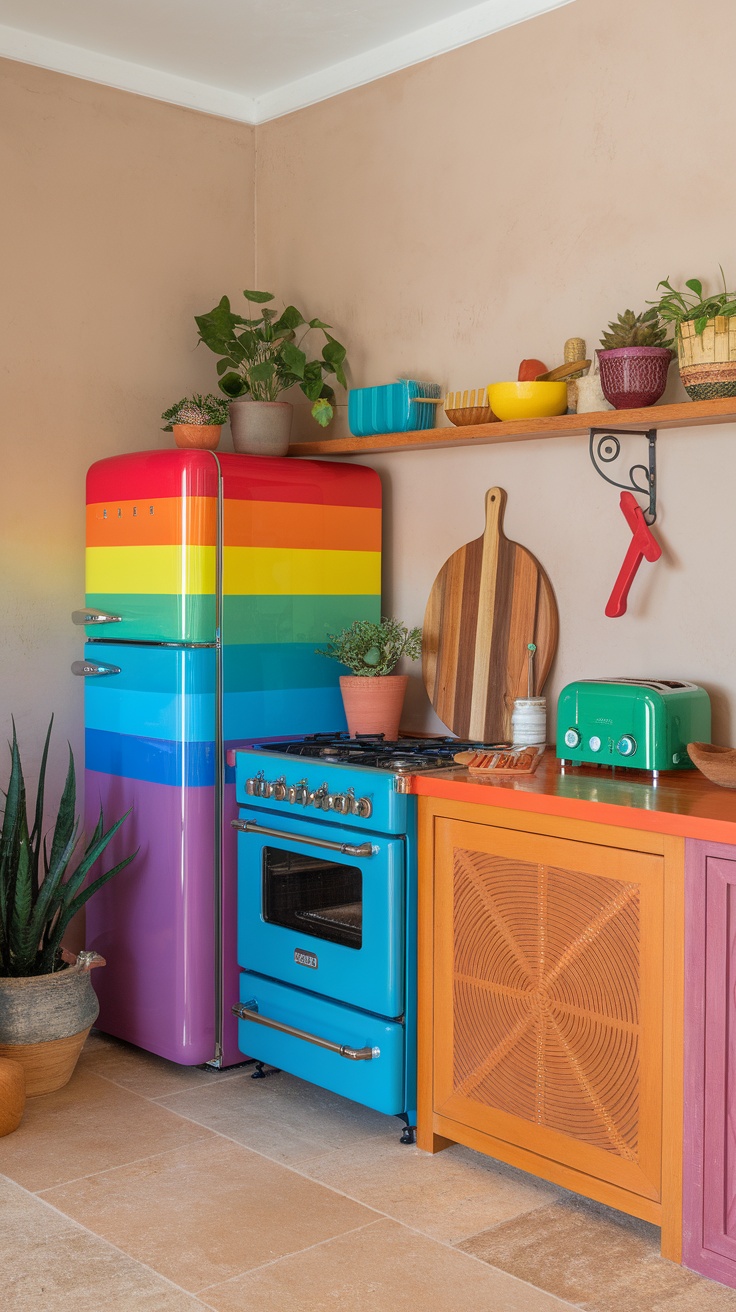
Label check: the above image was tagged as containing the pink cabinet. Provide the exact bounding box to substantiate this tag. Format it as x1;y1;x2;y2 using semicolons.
684;839;736;1286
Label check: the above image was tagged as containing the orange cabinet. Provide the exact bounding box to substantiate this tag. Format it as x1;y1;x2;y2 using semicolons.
417;796;685;1260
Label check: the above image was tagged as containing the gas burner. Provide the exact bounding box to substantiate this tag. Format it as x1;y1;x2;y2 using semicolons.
252;734;507;774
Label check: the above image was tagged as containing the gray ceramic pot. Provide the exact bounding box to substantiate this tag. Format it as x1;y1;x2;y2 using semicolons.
229;400;293;455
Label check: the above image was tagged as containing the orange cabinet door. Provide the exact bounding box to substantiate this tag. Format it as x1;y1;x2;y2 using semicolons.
433;817;664;1203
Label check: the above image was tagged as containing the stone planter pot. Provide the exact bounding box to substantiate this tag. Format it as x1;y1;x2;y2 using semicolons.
229;401;293;455
0;952;104;1096
597;347;673;409
339;674;408;740
172;423;221;450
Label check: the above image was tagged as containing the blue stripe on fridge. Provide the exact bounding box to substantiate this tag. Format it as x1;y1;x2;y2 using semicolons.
222;686;346;741
85;728;216;786
85;687;216;742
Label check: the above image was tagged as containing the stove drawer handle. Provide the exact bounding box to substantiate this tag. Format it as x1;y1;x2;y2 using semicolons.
231;818;373;858
232;1001;380;1061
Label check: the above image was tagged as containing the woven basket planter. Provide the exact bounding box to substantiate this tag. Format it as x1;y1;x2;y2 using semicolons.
677;317;736;399
0;953;103;1096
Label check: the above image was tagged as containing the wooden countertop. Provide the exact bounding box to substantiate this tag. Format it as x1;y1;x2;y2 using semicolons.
409;748;736;844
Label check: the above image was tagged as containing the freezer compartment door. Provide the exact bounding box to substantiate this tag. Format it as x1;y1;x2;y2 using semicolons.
85;449;218;643
236;974;406;1116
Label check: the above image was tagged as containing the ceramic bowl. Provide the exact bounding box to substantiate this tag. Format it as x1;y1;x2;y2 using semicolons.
486;381;568;421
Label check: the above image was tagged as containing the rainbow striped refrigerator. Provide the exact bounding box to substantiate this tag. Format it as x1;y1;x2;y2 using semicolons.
73;449;381;1067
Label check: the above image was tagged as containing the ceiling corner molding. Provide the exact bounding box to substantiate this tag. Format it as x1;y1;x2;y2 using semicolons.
252;0;575;123
0;22;258;123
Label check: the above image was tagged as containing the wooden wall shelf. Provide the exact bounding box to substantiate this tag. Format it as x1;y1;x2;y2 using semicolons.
289;397;736;457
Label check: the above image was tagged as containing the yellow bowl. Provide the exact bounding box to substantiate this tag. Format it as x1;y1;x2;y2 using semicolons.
486;381;568;421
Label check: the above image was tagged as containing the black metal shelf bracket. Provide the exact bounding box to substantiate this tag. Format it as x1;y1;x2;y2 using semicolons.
588;426;658;524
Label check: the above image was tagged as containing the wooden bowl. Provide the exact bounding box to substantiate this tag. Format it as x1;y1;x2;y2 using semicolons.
687;742;736;788
445;405;498;426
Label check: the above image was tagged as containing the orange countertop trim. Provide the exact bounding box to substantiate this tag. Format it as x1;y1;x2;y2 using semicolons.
409;749;736;844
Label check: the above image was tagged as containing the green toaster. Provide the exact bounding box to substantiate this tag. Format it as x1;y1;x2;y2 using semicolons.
556;679;711;773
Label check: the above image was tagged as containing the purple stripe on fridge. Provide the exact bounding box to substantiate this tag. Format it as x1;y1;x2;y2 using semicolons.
84;770;221;1066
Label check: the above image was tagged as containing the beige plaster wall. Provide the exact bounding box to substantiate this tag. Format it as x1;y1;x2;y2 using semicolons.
0;59;254;798
256;0;736;743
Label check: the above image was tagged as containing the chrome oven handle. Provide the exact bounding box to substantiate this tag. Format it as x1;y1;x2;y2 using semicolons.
231;818;373;858
232;1001;380;1061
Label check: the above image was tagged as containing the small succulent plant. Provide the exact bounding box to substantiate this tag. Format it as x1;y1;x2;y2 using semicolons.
161;393;230;431
316;618;422;677
599;308;673;352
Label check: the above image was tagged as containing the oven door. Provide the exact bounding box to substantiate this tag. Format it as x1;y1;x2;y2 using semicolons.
235;808;405;1019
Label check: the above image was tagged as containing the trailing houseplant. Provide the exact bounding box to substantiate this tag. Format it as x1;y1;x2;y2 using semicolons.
0;718;135;1094
650;272;736;399
316;618;422;739
195;289;349;455
597;308;674;409
161;393;230;450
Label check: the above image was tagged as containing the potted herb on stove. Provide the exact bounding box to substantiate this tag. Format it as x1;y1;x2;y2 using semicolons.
316;618;422;740
650;270;736;398
194;289;349;455
596;308;674;409
0;718;135;1095
161;393;229;450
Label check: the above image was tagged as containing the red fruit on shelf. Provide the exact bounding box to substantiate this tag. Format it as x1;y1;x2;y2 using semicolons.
517;359;548;382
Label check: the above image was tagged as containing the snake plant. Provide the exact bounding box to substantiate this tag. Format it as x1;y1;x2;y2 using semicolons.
0;718;135;977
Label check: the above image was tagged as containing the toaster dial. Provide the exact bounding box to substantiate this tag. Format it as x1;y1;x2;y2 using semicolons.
564;728;581;749
617;735;637;757
588;735;602;752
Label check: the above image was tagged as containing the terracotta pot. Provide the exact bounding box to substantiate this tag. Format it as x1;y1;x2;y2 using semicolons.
229;400;293;455
172;423;221;450
339;674;408;740
596;347;672;409
0;952;104;1096
0;1059;25;1135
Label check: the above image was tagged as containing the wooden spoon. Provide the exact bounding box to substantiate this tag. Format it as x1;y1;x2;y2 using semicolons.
535;360;590;381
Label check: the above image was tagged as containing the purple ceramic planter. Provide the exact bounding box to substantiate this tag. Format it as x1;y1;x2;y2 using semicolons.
596;346;673;409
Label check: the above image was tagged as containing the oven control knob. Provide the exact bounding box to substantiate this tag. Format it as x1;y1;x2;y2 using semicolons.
261;780;275;799
563;728;581;749
309;785;329;809
588;736;602;752
287;781;308;805
352;795;373;819
331;793;351;815
617;735;637;757
272;777;287;802
245;776;258;796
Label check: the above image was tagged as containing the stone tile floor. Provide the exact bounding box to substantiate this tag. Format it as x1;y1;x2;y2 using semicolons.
2;1030;735;1311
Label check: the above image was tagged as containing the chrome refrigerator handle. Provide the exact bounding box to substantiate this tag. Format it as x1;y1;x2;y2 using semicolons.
71;660;121;677
71;608;122;625
232;1001;380;1061
231;817;373;858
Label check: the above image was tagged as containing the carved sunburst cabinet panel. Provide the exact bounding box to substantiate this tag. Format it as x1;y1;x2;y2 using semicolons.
433;819;663;1202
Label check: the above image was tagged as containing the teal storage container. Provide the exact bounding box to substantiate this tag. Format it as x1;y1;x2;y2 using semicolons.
348;380;442;437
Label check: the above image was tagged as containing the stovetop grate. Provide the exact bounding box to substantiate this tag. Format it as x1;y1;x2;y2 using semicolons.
252;733;507;773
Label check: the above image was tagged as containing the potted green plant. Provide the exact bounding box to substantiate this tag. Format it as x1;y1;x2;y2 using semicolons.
650;271;736;398
316;618;422;740
161;393;230;450
194;289;348;455
0;719;135;1095
596;309;674;409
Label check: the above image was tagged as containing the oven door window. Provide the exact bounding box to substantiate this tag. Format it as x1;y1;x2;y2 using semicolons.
262;847;362;949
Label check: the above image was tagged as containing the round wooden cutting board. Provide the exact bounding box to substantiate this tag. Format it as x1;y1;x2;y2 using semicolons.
422;487;559;742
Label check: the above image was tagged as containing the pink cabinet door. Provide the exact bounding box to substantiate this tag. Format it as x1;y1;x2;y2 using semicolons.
684;839;736;1286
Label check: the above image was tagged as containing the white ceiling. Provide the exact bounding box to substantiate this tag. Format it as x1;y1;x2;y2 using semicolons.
0;0;574;123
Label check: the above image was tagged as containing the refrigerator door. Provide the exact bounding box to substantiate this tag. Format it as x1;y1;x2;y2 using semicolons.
82;640;218;1065
83;450;219;643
